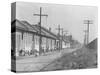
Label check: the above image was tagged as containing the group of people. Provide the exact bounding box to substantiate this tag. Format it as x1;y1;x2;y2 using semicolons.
18;47;58;57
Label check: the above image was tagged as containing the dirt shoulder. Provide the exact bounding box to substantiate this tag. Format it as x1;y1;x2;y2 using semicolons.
41;46;97;71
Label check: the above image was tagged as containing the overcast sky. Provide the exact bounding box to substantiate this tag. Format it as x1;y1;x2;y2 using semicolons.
15;2;98;43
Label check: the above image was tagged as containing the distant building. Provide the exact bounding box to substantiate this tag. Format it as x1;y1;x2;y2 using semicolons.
62;35;71;48
11;19;72;56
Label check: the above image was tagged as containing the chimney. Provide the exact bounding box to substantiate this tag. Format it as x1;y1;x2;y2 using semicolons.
49;27;51;32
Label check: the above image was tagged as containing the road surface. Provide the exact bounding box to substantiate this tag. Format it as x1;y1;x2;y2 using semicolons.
16;47;81;72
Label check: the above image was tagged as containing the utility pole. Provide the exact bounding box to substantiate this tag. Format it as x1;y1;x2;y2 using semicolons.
34;7;48;54
60;28;64;49
61;30;68;38
84;30;88;45
63;31;68;38
61;29;68;49
56;25;62;50
61;28;64;38
84;20;93;44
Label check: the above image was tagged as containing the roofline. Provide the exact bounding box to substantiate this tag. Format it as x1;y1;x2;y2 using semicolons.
12;19;58;40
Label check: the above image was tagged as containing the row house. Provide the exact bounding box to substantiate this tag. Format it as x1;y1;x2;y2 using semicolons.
11;19;59;56
62;35;72;48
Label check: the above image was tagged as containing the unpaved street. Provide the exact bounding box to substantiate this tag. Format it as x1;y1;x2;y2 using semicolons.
16;47;81;72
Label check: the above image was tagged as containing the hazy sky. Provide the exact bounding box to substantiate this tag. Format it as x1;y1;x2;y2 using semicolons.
15;2;98;43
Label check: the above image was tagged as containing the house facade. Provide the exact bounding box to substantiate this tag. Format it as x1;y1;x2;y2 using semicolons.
11;19;59;56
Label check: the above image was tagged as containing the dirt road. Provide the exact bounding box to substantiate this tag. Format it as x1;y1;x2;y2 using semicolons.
16;47;80;72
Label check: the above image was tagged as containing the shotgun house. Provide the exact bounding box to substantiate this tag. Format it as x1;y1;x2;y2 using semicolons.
31;25;59;52
56;34;71;49
62;39;70;48
11;19;38;56
62;35;71;48
11;19;59;56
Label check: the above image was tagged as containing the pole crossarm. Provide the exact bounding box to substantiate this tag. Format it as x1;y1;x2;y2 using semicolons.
84;20;93;24
34;14;48;17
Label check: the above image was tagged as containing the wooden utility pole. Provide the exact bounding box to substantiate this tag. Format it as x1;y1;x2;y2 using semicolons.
84;20;93;44
60;28;64;49
61;29;68;39
34;7;48;54
61;28;64;38
61;29;68;49
56;25;62;50
84;30;88;45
